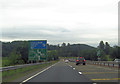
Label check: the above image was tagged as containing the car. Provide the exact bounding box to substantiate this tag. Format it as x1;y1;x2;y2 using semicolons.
76;57;86;65
65;60;69;63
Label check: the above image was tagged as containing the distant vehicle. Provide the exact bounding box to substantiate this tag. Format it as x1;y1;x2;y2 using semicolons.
114;59;120;62
65;60;69;63
68;59;73;62
76;57;86;65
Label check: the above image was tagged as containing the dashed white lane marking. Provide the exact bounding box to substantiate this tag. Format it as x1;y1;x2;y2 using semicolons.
67;64;73;68
78;72;82;75
93;83;97;84
20;62;58;84
69;65;72;67
73;68;75;70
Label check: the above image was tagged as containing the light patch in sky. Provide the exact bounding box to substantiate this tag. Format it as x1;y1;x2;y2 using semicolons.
0;0;119;47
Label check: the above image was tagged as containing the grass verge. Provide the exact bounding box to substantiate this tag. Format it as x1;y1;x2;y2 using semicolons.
2;60;58;82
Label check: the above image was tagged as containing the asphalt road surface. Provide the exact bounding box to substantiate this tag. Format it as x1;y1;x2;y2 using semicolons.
21;61;92;83
68;61;119;83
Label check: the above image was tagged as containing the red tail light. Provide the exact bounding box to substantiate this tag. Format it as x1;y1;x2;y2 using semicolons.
80;57;82;58
84;59;86;61
77;60;79;62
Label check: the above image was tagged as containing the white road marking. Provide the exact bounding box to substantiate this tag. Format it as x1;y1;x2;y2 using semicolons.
78;72;82;75
67;64;73;68
73;68;75;70
20;62;58;84
93;83;97;84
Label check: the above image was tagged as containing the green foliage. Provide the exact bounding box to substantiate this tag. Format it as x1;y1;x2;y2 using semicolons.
2;50;25;66
110;46;120;59
2;57;11;66
9;50;20;65
105;55;113;61
2;40;119;66
99;41;104;50
2;41;28;66
97;41;119;61
100;50;106;61
47;50;59;61
104;42;110;55
58;43;96;58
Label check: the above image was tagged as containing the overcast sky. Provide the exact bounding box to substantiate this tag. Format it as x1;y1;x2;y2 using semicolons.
0;0;119;47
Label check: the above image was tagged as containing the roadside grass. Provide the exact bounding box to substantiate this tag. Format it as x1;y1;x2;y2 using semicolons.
2;60;58;82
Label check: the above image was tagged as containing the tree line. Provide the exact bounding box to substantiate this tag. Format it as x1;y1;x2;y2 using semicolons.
1;40;120;66
97;41;120;61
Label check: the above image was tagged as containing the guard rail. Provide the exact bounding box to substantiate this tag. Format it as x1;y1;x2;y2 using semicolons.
86;61;120;68
0;62;50;72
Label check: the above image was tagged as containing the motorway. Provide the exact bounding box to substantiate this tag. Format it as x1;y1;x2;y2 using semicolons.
19;59;119;84
21;61;91;83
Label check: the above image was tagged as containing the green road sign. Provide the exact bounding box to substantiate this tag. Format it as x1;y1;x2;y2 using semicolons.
29;49;47;60
97;49;101;57
28;40;47;61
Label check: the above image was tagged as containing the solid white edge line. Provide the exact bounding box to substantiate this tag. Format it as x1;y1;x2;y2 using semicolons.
20;62;58;84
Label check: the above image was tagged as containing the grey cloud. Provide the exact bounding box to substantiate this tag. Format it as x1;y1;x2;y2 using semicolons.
2;27;117;47
2;26;71;39
3;26;70;33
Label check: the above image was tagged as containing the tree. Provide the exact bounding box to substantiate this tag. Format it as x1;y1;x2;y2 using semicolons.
104;42;110;55
47;50;59;61
97;41;104;60
99;41;105;50
111;46;120;59
67;43;70;46
9;50;24;65
62;43;66;47
100;50;106;61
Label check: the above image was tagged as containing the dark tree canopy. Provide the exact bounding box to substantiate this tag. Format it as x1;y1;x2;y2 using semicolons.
99;41;105;50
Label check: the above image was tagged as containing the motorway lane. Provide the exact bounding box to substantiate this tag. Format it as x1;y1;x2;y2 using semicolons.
24;61;92;82
68;62;119;82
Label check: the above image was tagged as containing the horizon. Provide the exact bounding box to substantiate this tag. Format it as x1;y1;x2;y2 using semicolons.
0;39;118;48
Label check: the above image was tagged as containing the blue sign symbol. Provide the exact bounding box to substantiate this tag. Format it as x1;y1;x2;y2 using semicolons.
31;41;47;49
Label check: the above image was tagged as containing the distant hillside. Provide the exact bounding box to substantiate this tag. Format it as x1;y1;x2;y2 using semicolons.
2;41;96;57
56;43;97;58
70;44;96;50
